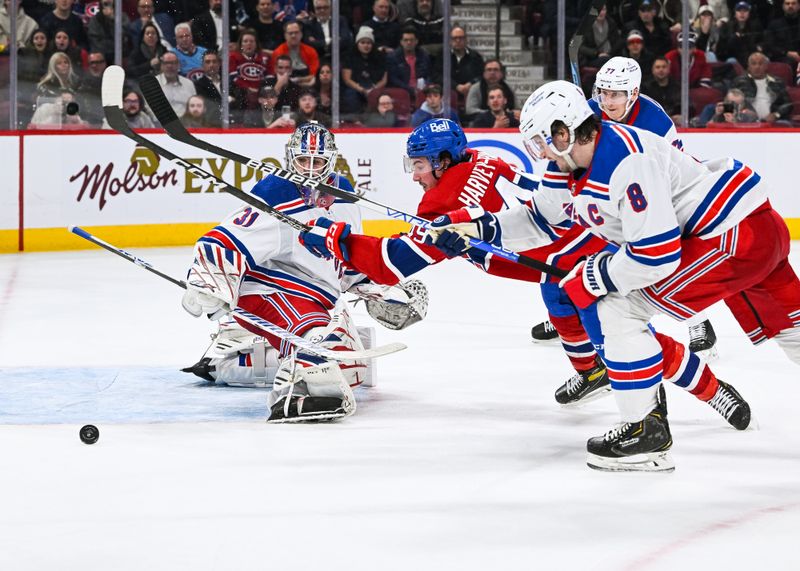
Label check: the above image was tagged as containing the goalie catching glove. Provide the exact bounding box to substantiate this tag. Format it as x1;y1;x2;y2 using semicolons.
425;206;501;258
181;243;245;320
349;280;429;330
559;251;617;309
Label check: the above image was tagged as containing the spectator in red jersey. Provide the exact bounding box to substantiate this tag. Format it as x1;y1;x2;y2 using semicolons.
665;31;712;88
230;28;272;116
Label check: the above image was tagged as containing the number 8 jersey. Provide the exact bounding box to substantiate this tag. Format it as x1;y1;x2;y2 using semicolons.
497;121;769;297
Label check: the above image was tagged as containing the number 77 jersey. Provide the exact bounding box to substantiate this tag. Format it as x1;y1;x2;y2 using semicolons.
555;122;769;296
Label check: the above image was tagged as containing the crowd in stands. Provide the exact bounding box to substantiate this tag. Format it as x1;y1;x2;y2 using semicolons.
569;0;800;126
2;0;800;129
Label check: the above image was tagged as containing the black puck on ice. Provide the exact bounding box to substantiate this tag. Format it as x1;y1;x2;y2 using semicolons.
79;424;99;445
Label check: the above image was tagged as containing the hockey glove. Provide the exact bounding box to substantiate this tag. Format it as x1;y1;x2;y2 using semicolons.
299;217;351;261
426;207;500;258
181;287;230;320
559;251;617;309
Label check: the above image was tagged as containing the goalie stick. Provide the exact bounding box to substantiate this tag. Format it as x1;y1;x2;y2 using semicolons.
101;66;310;234
568;0;605;86
68;225;407;362
138;75;568;279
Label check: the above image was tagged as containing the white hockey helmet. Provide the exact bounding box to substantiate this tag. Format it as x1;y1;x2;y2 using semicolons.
519;80;594;163
592;56;642;118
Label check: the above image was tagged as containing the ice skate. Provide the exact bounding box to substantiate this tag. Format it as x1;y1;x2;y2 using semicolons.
531;320;560;343
555;360;611;406
707;380;751;430
587;387;674;473
689;319;718;362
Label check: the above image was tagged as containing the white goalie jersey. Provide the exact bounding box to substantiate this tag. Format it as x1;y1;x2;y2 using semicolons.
192;173;367;308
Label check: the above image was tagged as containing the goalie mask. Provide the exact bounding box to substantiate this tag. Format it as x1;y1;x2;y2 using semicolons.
285;122;338;207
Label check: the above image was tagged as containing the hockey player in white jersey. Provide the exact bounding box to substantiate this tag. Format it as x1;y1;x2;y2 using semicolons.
531;57;719;363
180;122;427;422
429;81;800;472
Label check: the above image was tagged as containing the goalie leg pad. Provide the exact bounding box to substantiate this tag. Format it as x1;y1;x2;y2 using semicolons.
267;356;356;423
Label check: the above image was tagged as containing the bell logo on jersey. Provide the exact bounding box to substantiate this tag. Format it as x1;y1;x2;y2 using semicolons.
429;121;450;133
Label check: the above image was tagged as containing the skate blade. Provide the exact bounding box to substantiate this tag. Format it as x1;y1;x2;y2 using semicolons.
695;345;719;363
559;386;613;408
531;337;561;346
267;411;348;424
587;451;675;473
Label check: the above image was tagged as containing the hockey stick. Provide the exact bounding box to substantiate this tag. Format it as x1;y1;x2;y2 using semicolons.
69;225;407;361
138;75;567;279
101;66;310;234
568;0;605;86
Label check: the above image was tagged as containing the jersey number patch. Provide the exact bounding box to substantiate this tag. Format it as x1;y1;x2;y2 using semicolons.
233;207;260;227
626;183;648;213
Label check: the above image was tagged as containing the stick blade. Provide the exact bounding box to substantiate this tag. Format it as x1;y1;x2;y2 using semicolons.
140;74;180;126
101;65;126;108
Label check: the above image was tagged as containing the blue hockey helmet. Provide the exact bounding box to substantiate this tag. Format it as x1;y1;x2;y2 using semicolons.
403;118;467;174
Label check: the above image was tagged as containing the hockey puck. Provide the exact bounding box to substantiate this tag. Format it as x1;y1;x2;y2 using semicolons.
79;424;99;445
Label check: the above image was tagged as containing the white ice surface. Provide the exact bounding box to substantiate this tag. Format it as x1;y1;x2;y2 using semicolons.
1;245;800;570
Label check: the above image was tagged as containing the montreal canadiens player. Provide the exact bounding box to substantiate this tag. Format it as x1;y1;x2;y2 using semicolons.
429;81;800;472
531;57;719;362
180;122;428;422
298;118;752;436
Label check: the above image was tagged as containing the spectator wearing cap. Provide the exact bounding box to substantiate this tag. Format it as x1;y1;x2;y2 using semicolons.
692;5;721;61
387;27;432;99
410;83;459;126
624;0;672;57
642;56;681;120
577;3;621;69
243;85;297;128
622;29;655;80
271;20;319;87
665;31;712;87
342;26;388;114
764;0;800;66
464;57;516;119
731;51;793;123
295;88;332;126
715;1;763;67
470;86;519;129
361;0;401;55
